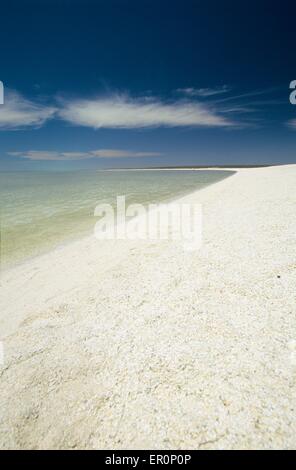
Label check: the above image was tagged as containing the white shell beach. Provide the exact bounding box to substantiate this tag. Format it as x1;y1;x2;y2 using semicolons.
0;164;295;449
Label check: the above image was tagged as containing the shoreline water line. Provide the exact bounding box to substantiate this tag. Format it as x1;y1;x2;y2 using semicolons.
0;169;234;270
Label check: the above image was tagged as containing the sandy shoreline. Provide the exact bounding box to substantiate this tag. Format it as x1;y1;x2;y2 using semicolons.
0;164;295;449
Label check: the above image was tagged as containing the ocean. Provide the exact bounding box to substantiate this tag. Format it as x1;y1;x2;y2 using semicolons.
0;169;233;268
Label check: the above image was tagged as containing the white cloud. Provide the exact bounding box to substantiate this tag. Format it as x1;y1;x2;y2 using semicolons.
91;149;162;158
0;90;56;130
177;86;231;97
287;119;296;129
8;149;163;161
213;87;279;104
58;94;233;129
1;88;256;132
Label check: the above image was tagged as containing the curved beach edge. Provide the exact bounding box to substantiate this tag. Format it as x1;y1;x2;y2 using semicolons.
0;164;295;449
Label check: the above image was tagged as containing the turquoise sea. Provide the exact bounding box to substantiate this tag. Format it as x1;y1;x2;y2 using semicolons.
0;169;233;268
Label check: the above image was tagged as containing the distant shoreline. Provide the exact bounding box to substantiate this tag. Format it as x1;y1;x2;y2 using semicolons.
112;164;273;169
99;163;291;171
1;163;294;173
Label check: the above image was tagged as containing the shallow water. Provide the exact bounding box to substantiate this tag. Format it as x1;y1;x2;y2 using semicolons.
0;169;234;268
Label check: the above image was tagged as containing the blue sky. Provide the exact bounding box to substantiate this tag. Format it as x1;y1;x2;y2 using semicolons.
0;0;296;170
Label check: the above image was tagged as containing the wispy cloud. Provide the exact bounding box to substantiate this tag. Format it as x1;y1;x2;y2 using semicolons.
287;119;296;129
8;149;163;161
1;87;276;132
58;94;234;129
0;90;56;130
91;149;162;158
177;86;231;97
212;87;279;104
